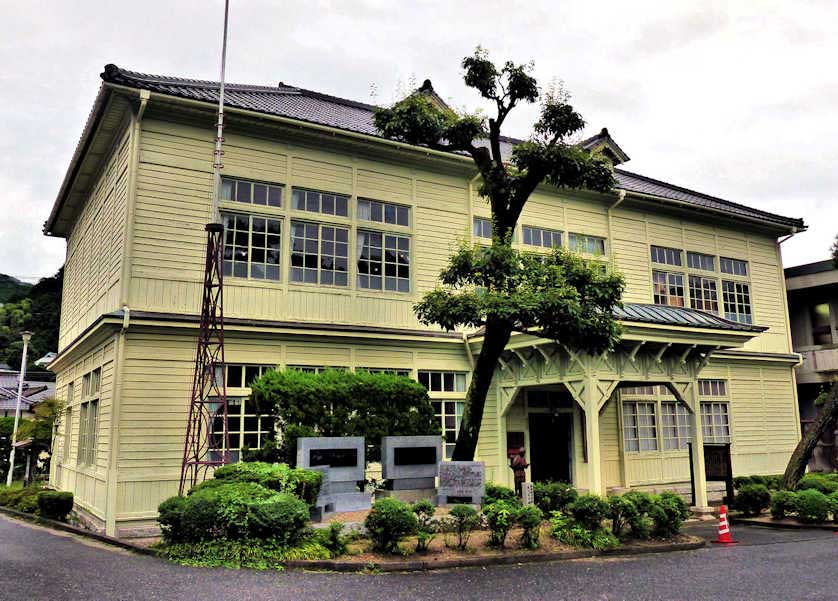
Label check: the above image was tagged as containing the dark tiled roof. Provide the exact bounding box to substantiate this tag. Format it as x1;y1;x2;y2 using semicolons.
614;303;766;332
100;65;803;230
784;259;836;278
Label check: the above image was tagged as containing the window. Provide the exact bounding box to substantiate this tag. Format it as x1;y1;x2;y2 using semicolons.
698;379;727;397
810;303;833;345
433;400;464;459
473;217;492;239
221;177;282;208
357;230;410;292
210;398;274;462
290;221;349;286
358;368;412;377
225;364;275;388
418;370;468;392
722;280;752;323
650;245;682;266
653;270;685;307
620;385;658;396
522;225;562;248
661;402;691;450
700;402;731;443
689;275;719;313
291;188;349;216
358;199;409;226
63;405;72;461
720;257;748;277
286;365;347;374
77;369;100;466
687;251;715;272
623;401;658;452
569;233;606;255
222;213;281;280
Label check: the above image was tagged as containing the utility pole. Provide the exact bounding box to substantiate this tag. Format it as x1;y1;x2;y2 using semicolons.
6;331;32;486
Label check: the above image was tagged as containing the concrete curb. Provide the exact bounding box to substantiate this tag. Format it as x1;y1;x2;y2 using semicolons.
285;539;707;573
730;515;838;532
0;505;156;556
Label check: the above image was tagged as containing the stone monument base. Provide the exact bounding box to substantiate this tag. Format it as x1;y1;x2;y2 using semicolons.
377;488;437;504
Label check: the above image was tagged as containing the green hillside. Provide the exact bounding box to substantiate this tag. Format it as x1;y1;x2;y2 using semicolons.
0;274;31;304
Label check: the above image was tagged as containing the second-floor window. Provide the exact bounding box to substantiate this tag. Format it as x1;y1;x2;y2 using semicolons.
522;225;562;248
222;213;281;281
569;233;606;255
291;188;349;217
651;245;682;266
357;230;410;292
810;303;833;345
722;280;752;324
358;198;409;226
689;275;719;313
221;177;283;207
653;270;685;307
290;222;349;286
473;216;492;239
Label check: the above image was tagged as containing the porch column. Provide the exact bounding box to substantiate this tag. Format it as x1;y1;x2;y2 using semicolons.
584;375;605;496
686;381;709;509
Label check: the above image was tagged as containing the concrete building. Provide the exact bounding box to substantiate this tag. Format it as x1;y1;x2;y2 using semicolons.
46;65;805;536
786;259;838;472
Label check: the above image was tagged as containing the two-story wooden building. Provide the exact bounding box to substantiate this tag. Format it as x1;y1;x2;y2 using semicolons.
45;64;805;537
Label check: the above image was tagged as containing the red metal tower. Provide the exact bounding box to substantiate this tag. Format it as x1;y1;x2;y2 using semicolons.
179;0;231;495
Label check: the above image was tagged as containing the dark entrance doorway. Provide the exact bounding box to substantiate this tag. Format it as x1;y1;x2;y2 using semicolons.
528;413;572;483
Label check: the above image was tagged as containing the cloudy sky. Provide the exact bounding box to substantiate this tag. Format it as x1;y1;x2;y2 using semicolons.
2;0;836;282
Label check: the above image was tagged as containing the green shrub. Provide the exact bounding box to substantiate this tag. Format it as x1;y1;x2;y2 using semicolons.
828;492;838;524
649;491;690;537
769;490;797;520
412;499;437;553
207;461;323;506
795;489;831;523
247;494;310;545
37;491;73;521
364;498;417;554
568;494;609;531
158;496;189;543
0;486;42;513
797;473;838;495
446;504;479;550
159;481;310;543
484;500;516;548
157;537;331;569
607;494;638;538
734;474;784;491
516;505;543;549
549;510;618;550
484;483;519;506
735;484;770;517
16;493;40;514
311;521;347;557
533;481;577;514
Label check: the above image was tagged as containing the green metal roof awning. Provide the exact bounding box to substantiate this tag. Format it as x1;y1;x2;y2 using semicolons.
614;303;766;333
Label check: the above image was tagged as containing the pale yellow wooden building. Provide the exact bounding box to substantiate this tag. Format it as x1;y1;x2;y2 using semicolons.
45;65;805;537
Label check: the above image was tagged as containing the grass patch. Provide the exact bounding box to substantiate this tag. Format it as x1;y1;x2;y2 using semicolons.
154;537;332;569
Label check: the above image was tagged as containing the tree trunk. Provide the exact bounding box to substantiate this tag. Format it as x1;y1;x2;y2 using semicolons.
451;317;514;461
782;381;838;489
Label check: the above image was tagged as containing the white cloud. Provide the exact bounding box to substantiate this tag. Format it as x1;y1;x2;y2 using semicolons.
2;0;836;279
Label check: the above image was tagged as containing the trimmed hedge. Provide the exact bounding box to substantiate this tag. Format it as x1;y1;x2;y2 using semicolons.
797;473;838;495
206;462;323;506
733;475;784;491
735;484;770;517
0;486;47;515
158;481;310;544
364;497;417;554
483;483;520;506
769;488;838;523
533;481;578;515
37;491;74;521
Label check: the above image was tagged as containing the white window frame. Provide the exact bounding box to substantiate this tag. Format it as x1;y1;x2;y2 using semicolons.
522;225;562;249
356;229;410;292
357;198;409;226
221;176;283;208
473;216;492;239
289;220;350;286
653;270;686;307
291;188;349;217
722;280;753;324
569;232;606;256
222;212;282;281
622;400;658;452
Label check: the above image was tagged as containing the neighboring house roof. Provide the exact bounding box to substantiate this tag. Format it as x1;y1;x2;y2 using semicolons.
34;352;57;367
784;259;836;278
613;303;766;333
0;380;55;411
47;64;805;235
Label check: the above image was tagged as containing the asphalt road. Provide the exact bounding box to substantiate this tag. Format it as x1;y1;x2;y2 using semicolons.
0;515;835;601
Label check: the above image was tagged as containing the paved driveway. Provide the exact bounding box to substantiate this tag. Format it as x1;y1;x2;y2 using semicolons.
0;514;835;601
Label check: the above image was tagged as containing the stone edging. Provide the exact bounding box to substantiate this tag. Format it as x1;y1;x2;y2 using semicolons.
284;539;706;573
730;515;838;532
0;505;156;556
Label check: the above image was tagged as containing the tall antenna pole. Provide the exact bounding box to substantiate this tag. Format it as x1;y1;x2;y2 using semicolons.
179;0;232;495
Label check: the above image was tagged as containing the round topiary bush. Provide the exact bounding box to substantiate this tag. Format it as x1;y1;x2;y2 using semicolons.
607;494;639;537
483;483;520;506
516;504;544;549
364;497;417;554
649;492;690;537
797;473;838;495
567;494;610;531
795;489;831;523
247;493;310;545
36;491;74;521
735;483;771;517
769;490;797;520
533;481;578;514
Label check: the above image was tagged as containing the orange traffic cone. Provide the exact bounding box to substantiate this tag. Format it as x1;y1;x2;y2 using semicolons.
712;504;738;545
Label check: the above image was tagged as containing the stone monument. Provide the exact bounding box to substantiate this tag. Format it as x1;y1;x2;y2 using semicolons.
380;435;442;502
297;436;371;517
437;460;485;506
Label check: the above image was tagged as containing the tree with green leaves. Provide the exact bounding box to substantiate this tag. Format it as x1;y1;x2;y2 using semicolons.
374;48;625;460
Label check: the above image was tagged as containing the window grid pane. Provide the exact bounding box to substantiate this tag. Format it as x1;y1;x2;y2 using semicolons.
687;251;715;271
720;257;749;276
722;280;752;323
700;402;731;443
653;270;685;307
651;245;683;266
222;177;282;208
623;401;658;452
522;225;562;248
291;189;348;217
357;230;409;292
358;198;409;226
689;275;719;313
569;233;606;255
418;370;468;392
661;402;691;450
473;217;491;239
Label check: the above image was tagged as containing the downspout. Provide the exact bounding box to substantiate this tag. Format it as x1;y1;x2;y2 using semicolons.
776;228;803;442
105;305;130;536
